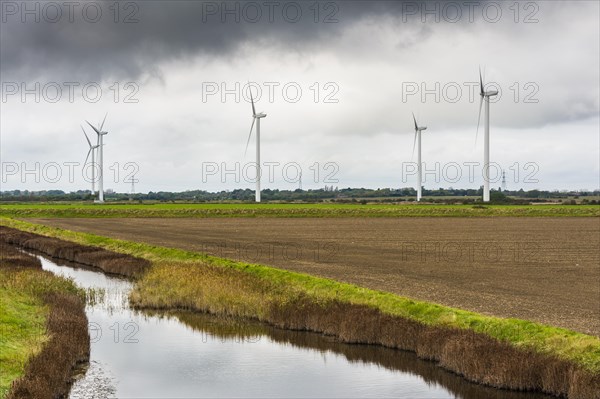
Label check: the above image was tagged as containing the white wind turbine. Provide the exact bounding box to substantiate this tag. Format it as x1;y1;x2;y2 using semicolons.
81;125;99;195
244;88;267;203
412;113;427;202
476;67;498;202
86;114;108;203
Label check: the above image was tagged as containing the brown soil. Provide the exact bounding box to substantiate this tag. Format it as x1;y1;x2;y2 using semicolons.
28;217;600;336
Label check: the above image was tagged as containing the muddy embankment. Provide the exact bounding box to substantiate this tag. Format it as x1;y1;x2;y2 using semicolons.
1;226;598;399
0;226;150;278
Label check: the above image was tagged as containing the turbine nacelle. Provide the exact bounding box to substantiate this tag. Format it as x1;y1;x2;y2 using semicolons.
476;66;498;145
81;125;99;149
81;125;101;166
478;66;498;98
86;113;109;137
411;112;428;160
412;113;427;132
86;121;109;136
245;87;267;158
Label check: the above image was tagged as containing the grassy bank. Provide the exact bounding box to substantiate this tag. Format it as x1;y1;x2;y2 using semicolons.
2;217;599;398
0;241;89;399
0;269;46;397
1;203;599;218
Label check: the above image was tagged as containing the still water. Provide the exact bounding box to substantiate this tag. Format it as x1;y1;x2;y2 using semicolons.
36;253;551;399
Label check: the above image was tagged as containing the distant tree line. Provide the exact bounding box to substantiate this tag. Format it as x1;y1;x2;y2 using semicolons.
1;187;599;204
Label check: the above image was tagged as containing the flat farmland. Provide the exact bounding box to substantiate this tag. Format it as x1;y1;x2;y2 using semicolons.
28;217;600;336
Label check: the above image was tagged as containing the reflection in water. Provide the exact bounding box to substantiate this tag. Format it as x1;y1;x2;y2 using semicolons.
35;252;550;399
172;312;551;399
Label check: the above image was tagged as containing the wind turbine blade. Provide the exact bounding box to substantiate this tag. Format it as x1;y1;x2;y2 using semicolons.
244;118;256;156
86;120;101;135
81;126;92;147
412;130;418;161
99;113;108;131
479;66;484;95
249;87;256;116
412;112;418;131
475;95;483;147
84;148;92;165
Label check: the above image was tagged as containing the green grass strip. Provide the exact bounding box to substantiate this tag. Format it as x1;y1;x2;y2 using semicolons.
1;203;599;218
0;284;47;398
2;216;599;374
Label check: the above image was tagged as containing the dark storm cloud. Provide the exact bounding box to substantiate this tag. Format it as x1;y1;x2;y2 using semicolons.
1;1;598;192
0;0;442;81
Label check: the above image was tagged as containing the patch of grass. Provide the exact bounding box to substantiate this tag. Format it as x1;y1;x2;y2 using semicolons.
1;203;598;218
2;217;599;376
0;242;88;399
0;283;47;398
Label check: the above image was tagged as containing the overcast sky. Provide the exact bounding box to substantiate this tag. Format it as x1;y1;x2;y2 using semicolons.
1;0;598;193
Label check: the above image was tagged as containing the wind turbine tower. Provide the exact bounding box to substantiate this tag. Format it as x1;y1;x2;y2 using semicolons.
81;125;99;194
245;88;267;202
476;67;499;202
411;113;427;202
86;114;108;203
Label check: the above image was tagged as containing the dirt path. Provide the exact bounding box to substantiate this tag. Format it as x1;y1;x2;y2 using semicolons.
28;217;600;336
